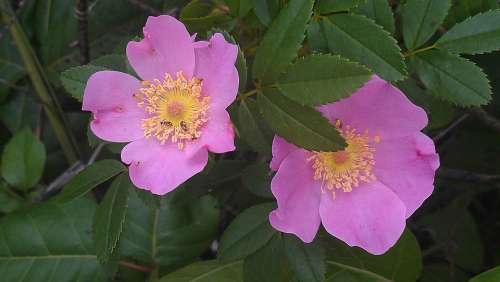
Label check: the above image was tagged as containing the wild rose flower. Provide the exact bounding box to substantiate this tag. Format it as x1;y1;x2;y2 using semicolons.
83;16;238;195
269;76;439;255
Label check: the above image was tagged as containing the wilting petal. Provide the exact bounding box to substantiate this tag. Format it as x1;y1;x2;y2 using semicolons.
127;15;195;81
82;71;145;142
318;76;428;139
270;136;299;171
319;181;406;255
375;133;439;217
194;33;238;110
121;139;208;195
269;150;321;243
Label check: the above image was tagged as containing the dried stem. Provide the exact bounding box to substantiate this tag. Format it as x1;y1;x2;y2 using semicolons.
433;114;470;143
75;0;90;64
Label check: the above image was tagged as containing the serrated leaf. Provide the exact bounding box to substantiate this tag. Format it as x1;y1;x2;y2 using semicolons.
409;49;491;106
257;88;346;152
241;162;273;198
54;160;126;203
180;0;232;33
402;0;451;50
437;10;500;55
252;0;314;85
159;260;243;282
218;203;276;261
470;266;500;282
322;229;422;282
284;235;325;282
321;14;406;81
1;129;46;190
120;187;220;267
444;0;498;28
307;19;329;53
60;65;106;102
0;198;106;281
277;54;371;106
354;0;395;34
316;0;366;13
251;0;280;26
93;174;131;264
237;99;273;155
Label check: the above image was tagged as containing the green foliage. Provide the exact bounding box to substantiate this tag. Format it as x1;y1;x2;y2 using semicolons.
60;65;106;102
316;0;366;13
0;198;106;281
1;129;46;190
437;10;500;55
237;99;273;155
277;54;371;106
354;0;395;34
319;14;406;81
470;266;500;282
257;88;346;152
159;260;243;281
180;0;232;33
402;0;451;50
252;0;314;85
251;0;280;26
218;203;276;261
444;0;498;27
284;235;326;282
241;162;273;198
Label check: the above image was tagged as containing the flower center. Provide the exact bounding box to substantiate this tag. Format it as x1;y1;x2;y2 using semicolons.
309;120;380;198
134;72;209;149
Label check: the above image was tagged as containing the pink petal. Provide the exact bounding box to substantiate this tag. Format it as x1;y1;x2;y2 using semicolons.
319;181;406;255
194;33;239;110
121;139;208;195
318;76;428;139
126;16;195;81
374;133;439;217
82;71;145;142
197;108;235;154
269;150;321;243
270;136;299;171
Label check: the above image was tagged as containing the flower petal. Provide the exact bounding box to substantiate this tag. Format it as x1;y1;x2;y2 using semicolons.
269;150;321;243
194;33;239;110
82;71;145;142
270;136;299;171
198;108;235;154
121;139;208;195
319;181;406;255
374;133;439;217
126;15;195;81
318;76;428;139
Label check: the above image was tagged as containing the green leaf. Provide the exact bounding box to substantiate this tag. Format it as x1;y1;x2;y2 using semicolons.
257;88;346;152
251;0;280;26
437;10;500;55
409;49;491;106
93;174;131;264
402;0;451;50
0;183;23;213
470;266;500;282
180;0;232;33
354;0;395;34
0;92;37;134
237;99;273;155
218;203;276;261
225;0;253;18
316;0;366;13
60;65;106;102
284;235;326;282
159;260;243;282
252;0;314;85
0;26;25;91
321;14;406;81
243;234;292;282
120;187;220;267
1;129;46;190
0;198;106;281
277;54;371;106
241;162;273;198
325;262;390;281
444;0;498;28
322;229;422;282
54;160;126;203
307;19;329;53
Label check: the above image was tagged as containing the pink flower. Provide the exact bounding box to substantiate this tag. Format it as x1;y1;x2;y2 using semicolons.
269;76;439;255
82;16;238;195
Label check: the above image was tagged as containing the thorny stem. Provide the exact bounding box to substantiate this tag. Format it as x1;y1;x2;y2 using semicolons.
404;44;436;57
75;0;90;64
0;0;81;164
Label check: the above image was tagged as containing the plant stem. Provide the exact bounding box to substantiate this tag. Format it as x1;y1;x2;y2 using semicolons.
1;0;81;164
75;0;90;64
119;261;153;273
404;44;436;57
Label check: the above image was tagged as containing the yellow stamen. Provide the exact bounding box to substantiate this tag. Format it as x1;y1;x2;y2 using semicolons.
308;120;380;198
135;72;209;149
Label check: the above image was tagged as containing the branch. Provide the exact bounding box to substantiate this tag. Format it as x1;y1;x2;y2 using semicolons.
433;114;469;143
439;167;500;183
127;0;161;15
75;0;90;64
467;107;500;134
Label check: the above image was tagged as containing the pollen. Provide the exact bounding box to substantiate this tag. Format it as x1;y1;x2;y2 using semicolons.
134;72;209;149
308;120;380;198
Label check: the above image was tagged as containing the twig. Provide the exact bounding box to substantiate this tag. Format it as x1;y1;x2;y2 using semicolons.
119;261;153;273
75;0;89;64
433;114;469;143
127;0;161;16
467;107;500;134
439;167;500;183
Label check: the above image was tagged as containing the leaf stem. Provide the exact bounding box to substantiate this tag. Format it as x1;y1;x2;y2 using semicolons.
119;261;153;273
0;0;81;164
238;89;259;101
404;44;436;57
